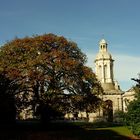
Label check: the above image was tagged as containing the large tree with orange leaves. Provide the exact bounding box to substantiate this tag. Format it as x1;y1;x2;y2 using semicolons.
0;34;102;119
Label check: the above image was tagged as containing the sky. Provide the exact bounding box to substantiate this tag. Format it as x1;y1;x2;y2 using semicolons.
0;0;140;90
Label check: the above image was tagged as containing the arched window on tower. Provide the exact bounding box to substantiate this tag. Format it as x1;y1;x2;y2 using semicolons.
98;65;102;79
110;63;113;80
104;65;107;82
100;45;102;50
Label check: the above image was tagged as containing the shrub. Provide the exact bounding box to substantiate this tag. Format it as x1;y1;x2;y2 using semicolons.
125;96;140;136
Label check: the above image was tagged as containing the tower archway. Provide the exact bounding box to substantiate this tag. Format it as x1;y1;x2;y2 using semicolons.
103;100;113;122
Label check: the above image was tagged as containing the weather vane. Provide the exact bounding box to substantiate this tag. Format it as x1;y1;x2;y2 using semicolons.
101;34;105;39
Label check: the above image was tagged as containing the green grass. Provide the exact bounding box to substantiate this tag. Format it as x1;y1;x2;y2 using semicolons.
97;126;133;137
93;126;135;139
0;121;139;140
71;122;138;139
73;121;133;136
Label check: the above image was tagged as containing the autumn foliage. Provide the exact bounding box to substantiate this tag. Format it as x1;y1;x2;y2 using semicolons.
0;33;102;120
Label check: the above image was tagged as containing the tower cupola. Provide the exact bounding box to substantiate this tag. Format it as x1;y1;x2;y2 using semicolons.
95;39;115;91
99;39;108;52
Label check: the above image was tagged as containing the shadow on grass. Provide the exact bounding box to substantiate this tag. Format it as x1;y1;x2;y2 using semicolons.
0;121;138;140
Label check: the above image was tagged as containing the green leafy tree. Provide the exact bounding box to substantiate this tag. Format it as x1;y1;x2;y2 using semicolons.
0;33;102;120
125;74;140;136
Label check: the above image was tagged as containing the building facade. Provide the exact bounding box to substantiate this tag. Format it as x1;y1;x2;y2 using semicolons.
94;39;135;122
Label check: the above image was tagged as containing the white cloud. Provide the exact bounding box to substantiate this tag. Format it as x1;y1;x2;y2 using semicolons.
113;54;140;81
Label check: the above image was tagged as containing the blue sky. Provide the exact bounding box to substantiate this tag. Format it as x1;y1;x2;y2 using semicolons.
0;0;140;90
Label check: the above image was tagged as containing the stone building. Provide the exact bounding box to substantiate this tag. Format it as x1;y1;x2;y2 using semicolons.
122;87;136;112
94;39;135;122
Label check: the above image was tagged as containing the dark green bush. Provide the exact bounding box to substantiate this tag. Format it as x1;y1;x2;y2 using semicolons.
125;97;140;136
124;76;140;137
114;110;126;124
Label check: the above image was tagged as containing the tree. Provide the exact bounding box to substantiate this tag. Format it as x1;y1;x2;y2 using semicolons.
0;33;102;120
0;74;16;123
125;74;140;136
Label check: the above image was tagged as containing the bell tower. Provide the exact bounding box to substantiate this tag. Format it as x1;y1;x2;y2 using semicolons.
94;39;124;121
95;39;115;91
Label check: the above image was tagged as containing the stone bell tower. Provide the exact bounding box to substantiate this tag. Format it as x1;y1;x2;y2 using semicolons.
94;39;124;121
95;39;115;91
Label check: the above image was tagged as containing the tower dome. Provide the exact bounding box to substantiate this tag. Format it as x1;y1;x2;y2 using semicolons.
99;39;107;45
95;39;112;61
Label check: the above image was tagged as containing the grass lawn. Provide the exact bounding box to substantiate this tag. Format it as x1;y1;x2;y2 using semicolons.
0;121;139;140
96;126;133;137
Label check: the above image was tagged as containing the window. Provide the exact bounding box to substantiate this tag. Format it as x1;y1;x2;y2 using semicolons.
104;65;107;80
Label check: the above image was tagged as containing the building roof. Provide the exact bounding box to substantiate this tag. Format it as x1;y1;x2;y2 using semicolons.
99;39;107;44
